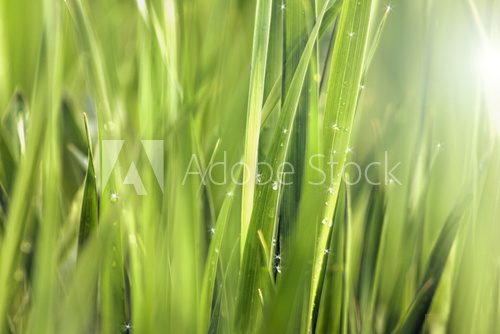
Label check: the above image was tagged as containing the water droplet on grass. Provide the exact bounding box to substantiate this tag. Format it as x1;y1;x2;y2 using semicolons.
110;192;119;202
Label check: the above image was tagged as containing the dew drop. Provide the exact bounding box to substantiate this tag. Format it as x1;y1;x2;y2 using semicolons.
110;192;119;202
20;241;32;253
14;269;24;282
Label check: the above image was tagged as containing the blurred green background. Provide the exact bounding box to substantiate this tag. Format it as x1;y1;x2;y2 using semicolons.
0;0;499;333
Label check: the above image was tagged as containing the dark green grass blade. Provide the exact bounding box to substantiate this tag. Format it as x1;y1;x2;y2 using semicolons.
0;91;27;192
59;97;87;207
393;197;470;334
0;183;7;234
77;113;98;254
356;187;386;329
279;0;316;277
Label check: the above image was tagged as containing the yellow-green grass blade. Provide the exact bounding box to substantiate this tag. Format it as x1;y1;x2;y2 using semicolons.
58;221;113;333
235;1;332;330
0;31;53;334
393;197;470;334
26;0;64;330
306;0;374;330
315;182;348;333
199;180;239;334
241;0;273;255
319;0;343;38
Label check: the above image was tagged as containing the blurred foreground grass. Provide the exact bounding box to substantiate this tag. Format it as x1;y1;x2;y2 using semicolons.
0;0;499;333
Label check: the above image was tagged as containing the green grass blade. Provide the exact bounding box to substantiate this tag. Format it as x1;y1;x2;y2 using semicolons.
240;0;273;255
0;35;50;334
306;0;374;330
199;182;238;334
393;197;470;334
77;113;98;254
261;76;282;127
279;0;311;275
319;0;343;38
0;91;27;192
25;1;63;330
315;182;348;333
356;187;386;331
235;2;332;330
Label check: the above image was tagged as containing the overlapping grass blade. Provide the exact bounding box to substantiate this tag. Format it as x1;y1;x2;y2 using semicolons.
356;187;386;330
241;0;273;254
0;32;52;334
235;1;332;330
319;0;343;38
393;197;470;334
305;0;374;330
315;182;348;333
199;180;239;334
0;91;27;192
279;0;316;275
77;113;98;254
25;1;63;330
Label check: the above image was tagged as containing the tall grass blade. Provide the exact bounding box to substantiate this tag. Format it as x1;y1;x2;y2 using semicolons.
393;197;470;334
241;0;273;254
306;0;374;330
315;182;348;333
236;1;332;330
199;181;238;334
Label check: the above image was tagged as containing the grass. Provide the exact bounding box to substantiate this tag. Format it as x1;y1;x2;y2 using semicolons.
0;0;500;333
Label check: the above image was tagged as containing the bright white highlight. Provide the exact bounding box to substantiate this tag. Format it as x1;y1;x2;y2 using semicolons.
478;45;500;89
478;43;500;131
